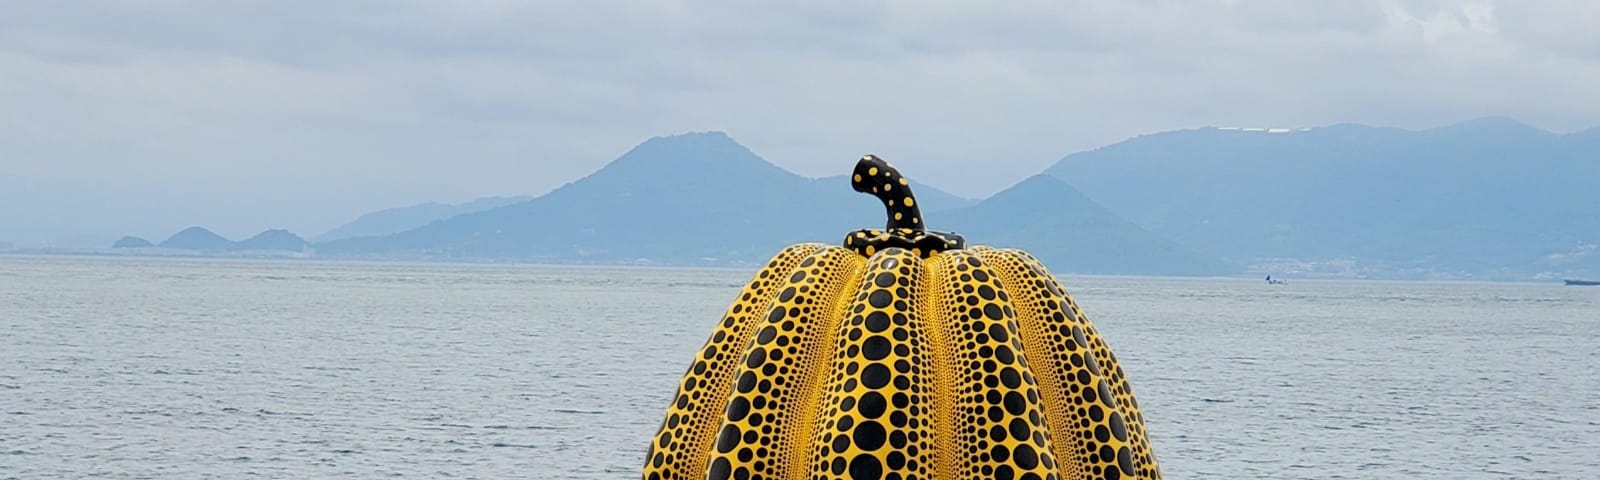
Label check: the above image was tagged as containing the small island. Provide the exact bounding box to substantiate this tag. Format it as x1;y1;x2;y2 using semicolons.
106;227;313;257
234;229;310;252
111;236;154;248
159;227;233;250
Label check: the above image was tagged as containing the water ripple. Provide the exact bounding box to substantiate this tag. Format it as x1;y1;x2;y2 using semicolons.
1;255;1596;479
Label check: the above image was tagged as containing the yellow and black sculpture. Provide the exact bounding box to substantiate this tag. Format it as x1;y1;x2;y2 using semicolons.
643;156;1161;480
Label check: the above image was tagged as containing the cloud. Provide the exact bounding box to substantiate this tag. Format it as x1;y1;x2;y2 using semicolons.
2;0;1598;244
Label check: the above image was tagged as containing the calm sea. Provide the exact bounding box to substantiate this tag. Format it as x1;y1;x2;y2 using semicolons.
2;254;1596;479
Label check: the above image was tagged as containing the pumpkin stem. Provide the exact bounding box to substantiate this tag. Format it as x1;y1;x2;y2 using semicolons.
844;155;964;258
851;155;925;231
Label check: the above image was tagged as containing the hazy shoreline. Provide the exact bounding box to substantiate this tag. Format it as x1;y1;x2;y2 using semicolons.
0;251;1576;285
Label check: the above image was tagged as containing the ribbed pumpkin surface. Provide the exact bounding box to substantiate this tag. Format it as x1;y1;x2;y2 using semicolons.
642;244;1160;480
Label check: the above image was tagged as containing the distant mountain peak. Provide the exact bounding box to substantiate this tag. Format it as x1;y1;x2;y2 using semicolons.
1012;174;1070;188
1433;116;1549;135
587;130;796;184
648;130;733;141
237;229;309;251
158;226;232;250
983;175;1077;201
173;226;217;235
976;175;1106;219
246;228;298;239
630;131;743;155
938;174;1232;276
111;236;153;248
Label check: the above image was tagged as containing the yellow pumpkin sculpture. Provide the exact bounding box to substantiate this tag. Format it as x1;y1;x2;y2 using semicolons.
643;156;1161;480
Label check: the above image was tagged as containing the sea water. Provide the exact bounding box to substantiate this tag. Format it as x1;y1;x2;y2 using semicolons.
1;255;1595;479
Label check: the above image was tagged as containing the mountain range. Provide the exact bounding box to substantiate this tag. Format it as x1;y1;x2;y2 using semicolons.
100;118;1600;279
1046;117;1599;279
939;175;1230;276
314;196;534;242
319;132;1209;273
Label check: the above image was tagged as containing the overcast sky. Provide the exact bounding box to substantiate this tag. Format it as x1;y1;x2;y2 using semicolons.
4;0;1598;244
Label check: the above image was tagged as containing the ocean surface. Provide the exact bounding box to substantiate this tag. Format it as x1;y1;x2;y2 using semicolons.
1;254;1596;479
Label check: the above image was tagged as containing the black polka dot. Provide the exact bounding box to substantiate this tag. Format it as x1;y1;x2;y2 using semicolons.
994;465;1015;480
1097;382;1116;405
865;312;890;332
726;397;750;422
1004;391;1026;415
736;372;756;393
862;336;891;360
861;364;890;389
849;454;883;480
715;425;740;453
991;444;1010;462
1000;368;1021;389
708;457;731;480
869;290;892;308
858;391;887;419
853;420;886;451
994;345;1015;364
1009;418;1031;441
886;451;906;469
1013;444;1038;469
1109;412;1129;442
989;323;1008;342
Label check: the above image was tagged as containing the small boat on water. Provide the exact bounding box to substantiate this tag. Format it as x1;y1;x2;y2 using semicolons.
1563;279;1600;286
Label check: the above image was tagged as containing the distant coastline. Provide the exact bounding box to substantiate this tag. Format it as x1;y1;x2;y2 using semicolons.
2;249;1582;284
16;118;1598;282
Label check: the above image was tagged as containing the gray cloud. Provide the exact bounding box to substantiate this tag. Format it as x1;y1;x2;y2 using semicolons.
3;0;1598;245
